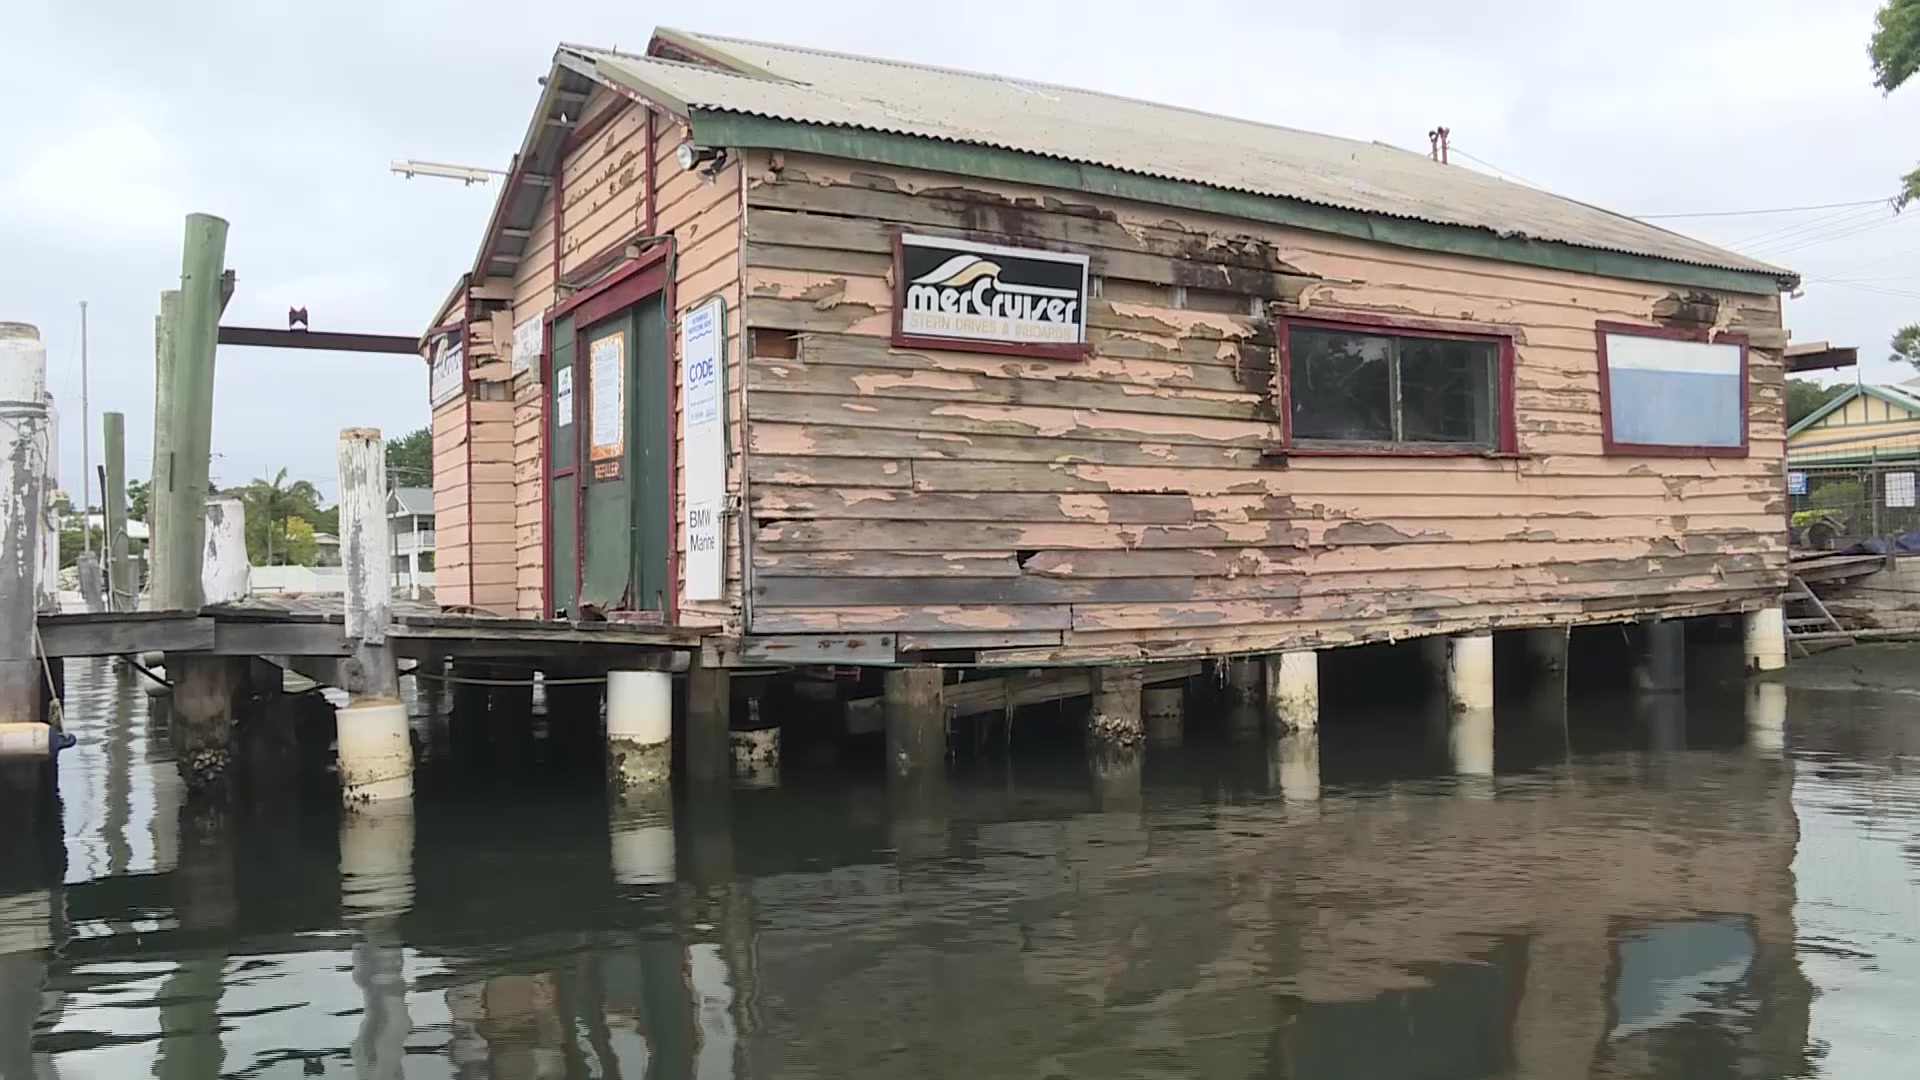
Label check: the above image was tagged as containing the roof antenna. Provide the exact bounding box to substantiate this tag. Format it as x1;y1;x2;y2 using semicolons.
1428;126;1451;163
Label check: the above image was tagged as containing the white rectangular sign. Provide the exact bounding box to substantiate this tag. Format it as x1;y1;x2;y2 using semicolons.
680;296;726;601
428;328;463;407
554;365;574;426
511;312;544;374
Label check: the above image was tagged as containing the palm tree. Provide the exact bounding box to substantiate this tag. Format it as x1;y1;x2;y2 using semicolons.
240;468;323;566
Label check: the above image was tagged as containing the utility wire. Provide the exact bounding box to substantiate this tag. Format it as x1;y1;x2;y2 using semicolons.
1636;198;1892;219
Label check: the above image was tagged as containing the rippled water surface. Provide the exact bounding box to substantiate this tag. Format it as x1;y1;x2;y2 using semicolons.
2;657;1916;1078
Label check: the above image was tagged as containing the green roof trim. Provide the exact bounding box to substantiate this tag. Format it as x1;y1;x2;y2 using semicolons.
1786;383;1920;438
689;110;1791;297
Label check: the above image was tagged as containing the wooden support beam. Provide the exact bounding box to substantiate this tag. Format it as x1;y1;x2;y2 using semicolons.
36;614;214;658
158;213;228;613
102;411;133;611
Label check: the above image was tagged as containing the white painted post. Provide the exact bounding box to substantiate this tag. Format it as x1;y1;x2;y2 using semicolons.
35;391;57;614
1449;706;1495;779
1446;631;1495;712
0;323;49;750
607;669;672;791
337;429;410;806
1744;606;1787;673
200;496;250;604
1265;650;1319;732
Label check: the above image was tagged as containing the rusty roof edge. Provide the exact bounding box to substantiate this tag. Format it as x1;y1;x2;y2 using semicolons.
688;108;1798;295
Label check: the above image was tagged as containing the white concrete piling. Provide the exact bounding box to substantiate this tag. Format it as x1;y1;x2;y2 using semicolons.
338;429;409;806
35;391;57;615
1265;650;1319;732
200;496;250;604
0;324;48;750
607;669;672;791
1143;686;1184;746
1448;707;1496;780
1744;606;1787;673
1446;632;1495;712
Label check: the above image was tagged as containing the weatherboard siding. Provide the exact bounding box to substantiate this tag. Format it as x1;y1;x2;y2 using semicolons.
738;152;1787;660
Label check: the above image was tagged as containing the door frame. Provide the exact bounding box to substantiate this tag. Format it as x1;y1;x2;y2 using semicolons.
543;241;677;620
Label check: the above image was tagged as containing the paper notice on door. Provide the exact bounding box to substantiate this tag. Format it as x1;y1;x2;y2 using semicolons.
1887;471;1915;508
589;331;624;465
554;365;573;426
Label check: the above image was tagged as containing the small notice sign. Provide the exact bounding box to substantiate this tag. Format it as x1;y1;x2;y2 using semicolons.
1786;471;1807;496
588;331;625;480
428;327;463;407
512;312;545;374
1887;471;1915;508
680;296;726;601
554;366;574;426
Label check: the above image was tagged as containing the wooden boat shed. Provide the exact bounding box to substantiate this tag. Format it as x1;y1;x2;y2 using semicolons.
423;27;1798;669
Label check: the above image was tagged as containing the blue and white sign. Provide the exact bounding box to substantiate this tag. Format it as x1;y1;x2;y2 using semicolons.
679;296;726;602
1787;471;1807;496
1602;332;1744;451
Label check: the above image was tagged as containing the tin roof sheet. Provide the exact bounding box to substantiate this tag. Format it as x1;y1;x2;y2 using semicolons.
571;30;1790;287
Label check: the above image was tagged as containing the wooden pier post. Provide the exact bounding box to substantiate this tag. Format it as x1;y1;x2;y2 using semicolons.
337;428;410;805
156;214;227;615
1143;686;1184;746
0;323;49;752
1632;618;1685;695
1087;665;1144;748
35;391;58;615
148;289;179;606
685;662;731;788
883;667;946;776
102;411;132;611
200;496;249;603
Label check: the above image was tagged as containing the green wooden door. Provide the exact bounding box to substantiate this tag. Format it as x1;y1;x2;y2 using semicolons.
546;313;579;616
572;295;670;613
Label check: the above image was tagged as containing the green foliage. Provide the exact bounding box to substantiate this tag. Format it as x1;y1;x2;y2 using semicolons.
385;426;433;488
281;515;318;567
1872;0;1920;92
234;468;328;566
1809;479;1864;518
1893;324;1920;368
59;524;102;569
1786;379;1849;426
126;479;149;523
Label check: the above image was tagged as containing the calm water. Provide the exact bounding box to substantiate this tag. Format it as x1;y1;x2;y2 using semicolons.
2;658;1917;1079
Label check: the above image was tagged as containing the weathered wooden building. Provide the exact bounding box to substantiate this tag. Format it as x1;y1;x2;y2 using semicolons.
425;27;1797;674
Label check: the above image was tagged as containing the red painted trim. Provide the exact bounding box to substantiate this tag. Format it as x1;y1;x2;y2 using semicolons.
569;263;669;332
539;314;553;617
1275;311;1518;456
1594;320;1751;458
462;386;476;608
887;229;1092;361
665;254;681;623
645;109;658;237
553;244;672;322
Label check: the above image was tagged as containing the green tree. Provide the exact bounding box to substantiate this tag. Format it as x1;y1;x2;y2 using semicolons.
1892;324;1920;368
1872;2;1920;206
126;478;150;523
385;426;432;489
234;468;327;566
281;515;319;566
1787;378;1849;425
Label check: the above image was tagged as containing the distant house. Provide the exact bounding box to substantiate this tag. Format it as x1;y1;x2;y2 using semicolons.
388;486;435;598
1786;381;1920;467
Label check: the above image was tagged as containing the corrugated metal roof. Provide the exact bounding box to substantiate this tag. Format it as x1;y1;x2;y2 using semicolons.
573;30;1789;286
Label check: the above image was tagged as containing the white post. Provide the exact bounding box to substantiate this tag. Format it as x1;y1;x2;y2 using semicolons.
0;323;48;748
1449;706;1495;779
1446;631;1495;712
35;391;57;614
1264;651;1319;732
200;496;250;604
1744;606;1787;673
338;429;410;806
607;669;672;790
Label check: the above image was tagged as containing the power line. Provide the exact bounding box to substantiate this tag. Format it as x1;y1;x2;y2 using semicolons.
1635;198;1891;220
1447;147;1549;190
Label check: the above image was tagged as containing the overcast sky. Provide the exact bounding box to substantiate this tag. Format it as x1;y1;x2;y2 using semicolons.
5;0;1917;506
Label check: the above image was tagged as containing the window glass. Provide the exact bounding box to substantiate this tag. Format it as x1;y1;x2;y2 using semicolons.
1289;325;1499;450
1290;329;1392;442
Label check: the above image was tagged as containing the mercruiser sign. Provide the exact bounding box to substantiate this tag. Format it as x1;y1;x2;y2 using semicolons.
893;233;1090;358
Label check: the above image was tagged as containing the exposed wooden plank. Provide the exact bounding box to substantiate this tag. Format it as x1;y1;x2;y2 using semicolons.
747;455;914;489
746;391;1276;447
753;550;1023;578
212;621;348;657
748;357;1264;420
749;421;1269;469
895;630;1064;651
753;488;1198;524
753;518;1306;553
37;614;215;657
774;329;1272;387
738;633;898;664
750;605;1074;634
753;573;1303;606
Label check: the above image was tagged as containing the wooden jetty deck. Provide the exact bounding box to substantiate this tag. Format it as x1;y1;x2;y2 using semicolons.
37;597;706;671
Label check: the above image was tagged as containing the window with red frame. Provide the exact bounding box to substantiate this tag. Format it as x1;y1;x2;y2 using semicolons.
1286;323;1504;451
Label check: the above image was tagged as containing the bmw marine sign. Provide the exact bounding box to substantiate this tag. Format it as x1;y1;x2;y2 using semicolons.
893;233;1090;358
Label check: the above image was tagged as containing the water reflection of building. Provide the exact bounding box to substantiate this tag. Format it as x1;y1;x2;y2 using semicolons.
720;747;1812;1080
